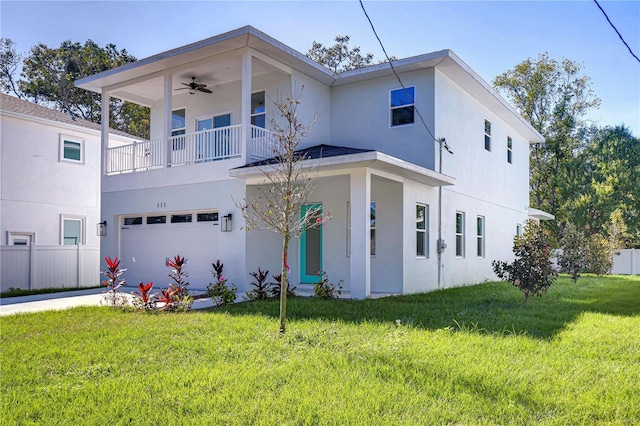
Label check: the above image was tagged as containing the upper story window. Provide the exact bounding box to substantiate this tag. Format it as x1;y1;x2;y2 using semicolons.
172;109;186;136
507;136;513;163
484;120;491;151
59;135;84;164
390;86;415;127
251;91;266;128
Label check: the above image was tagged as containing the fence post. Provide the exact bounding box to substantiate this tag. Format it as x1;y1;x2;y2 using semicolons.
29;243;35;290
77;244;82;288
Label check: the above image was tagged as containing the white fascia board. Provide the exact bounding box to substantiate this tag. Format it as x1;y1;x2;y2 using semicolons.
230;151;455;187
528;207;555;221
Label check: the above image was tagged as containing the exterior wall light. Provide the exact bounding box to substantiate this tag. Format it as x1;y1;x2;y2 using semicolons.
97;221;107;237
222;214;232;232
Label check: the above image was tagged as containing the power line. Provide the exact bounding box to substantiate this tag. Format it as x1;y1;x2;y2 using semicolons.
358;0;438;142
593;0;640;63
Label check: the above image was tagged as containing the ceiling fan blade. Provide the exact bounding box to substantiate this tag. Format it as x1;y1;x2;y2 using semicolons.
175;87;189;90
198;88;212;93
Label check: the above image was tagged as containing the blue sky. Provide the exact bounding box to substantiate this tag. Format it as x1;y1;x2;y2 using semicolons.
2;0;639;135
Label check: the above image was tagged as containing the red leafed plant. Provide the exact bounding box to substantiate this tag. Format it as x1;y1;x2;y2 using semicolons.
158;287;180;311
162;255;193;312
132;281;156;311
101;256;127;307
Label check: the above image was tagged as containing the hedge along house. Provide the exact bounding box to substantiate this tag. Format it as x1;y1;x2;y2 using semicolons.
76;26;543;298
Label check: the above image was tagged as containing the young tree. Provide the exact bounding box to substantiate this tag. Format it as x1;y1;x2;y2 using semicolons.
557;223;588;283
493;53;600;221
306;35;394;72
492;220;557;303
238;87;326;333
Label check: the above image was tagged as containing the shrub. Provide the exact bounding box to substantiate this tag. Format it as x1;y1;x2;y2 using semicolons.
244;267;273;301
557;223;589;283
131;281;156;311
206;260;237;307
159;255;193;312
492;220;557;303
314;270;343;299
270;274;296;298
101;256;128;308
586;234;613;275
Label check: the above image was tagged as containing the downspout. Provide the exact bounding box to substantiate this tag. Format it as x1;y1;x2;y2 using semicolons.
437;138;452;289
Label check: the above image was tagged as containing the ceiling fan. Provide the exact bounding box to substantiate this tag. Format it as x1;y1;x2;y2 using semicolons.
176;77;212;94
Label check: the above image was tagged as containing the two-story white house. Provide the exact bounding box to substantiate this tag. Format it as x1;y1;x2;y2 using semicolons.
0;93;137;291
75;26;543;298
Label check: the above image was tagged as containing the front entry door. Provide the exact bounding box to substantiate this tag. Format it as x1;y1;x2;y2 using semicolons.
300;204;322;283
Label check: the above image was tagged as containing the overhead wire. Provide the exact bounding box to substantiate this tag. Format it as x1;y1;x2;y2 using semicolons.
593;0;640;63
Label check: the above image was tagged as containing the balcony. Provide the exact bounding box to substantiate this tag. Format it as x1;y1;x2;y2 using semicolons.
105;125;277;175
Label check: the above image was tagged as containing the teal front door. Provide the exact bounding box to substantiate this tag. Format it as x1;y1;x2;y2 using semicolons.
300;204;322;283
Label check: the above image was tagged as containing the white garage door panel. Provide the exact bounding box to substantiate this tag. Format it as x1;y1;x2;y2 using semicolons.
121;223;217;290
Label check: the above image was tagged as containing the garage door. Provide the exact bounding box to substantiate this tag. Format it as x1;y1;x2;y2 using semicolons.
120;212;218;290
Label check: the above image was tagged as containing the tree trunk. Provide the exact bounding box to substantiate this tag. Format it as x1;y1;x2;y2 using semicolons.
279;235;290;333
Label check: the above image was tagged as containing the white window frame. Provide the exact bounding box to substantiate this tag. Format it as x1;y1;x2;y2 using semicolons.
251;90;266;128
7;232;35;246
389;86;415;128
477;216;485;258
59;134;84;164
416;203;428;258
61;215;85;245
484;120;491;152
172;108;186;136
456;211;465;258
516;224;523;237
507;136;513;164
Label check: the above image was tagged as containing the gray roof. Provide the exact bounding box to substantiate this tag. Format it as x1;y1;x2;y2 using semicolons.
0;93;138;139
239;144;375;169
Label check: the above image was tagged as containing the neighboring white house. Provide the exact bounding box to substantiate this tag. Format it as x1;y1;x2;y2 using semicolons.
75;26;544;298
0;93;138;291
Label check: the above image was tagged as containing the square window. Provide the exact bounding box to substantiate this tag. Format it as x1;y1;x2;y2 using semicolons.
390;87;415;127
62;217;83;245
59;135;84;163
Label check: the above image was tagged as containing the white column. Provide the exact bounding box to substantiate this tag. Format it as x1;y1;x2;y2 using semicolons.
163;74;173;168
349;168;371;299
101;91;109;176
241;50;252;163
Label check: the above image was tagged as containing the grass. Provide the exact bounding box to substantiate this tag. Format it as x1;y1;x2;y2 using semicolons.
1;275;638;425
0;285;102;298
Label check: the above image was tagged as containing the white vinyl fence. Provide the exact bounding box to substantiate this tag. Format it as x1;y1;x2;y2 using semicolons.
0;245;100;292
612;249;640;275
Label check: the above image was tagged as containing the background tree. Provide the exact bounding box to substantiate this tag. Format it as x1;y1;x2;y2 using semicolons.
239;87;326;333
493;53;600;222
306;35;394;72
1;39;149;139
0;38;23;98
557;223;588;283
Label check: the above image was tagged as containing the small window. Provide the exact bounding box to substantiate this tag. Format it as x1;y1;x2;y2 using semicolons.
390;86;415;127
484;120;491;151
516;224;522;237
147;216;166;225
171;214;192;223
124;217;142;226
416;204;428;257
456;212;465;257
477;216;485;258
59;135;84;163
8;232;35;246
370;201;376;256
62;217;83;245
251;91;266;128
507;136;513;163
197;212;219;222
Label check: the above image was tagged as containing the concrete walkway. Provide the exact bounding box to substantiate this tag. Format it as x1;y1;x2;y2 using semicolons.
0;287;216;316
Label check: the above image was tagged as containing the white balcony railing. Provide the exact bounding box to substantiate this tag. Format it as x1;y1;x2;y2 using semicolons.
105;124;279;175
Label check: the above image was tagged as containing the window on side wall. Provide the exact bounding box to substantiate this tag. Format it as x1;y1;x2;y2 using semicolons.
59;135;84;164
455;212;465;257
484;120;491;151
8;232;35;245
416;204;428;257
516;224;522;237
62;216;84;245
251;91;266;128
477;216;485;258
507;136;513;163
390;86;415;127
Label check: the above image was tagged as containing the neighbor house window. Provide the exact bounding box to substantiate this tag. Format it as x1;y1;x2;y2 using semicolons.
416;204;428;257
346;201;376;256
251;91;266;128
507;136;513;163
456;212;465;257
390;86;415;127
8;232;35;246
59;135;84;163
484;120;491;151
516;224;522;236
172;109;186;150
62;216;84;245
477;216;485;258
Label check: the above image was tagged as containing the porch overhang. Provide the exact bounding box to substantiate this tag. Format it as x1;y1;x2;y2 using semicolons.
229;149;455;187
528;207;555;221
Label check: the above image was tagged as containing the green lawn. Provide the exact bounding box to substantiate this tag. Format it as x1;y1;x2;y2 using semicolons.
1;275;638;425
